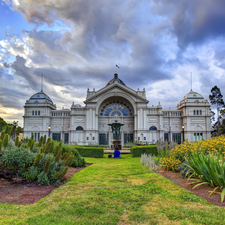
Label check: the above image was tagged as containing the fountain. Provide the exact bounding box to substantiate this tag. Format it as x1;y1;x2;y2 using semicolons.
108;120;124;150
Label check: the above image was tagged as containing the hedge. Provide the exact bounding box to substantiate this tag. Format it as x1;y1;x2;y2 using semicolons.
130;145;158;157
72;145;109;148
75;147;104;158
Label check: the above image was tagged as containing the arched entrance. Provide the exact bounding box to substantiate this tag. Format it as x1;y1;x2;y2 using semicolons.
98;97;134;146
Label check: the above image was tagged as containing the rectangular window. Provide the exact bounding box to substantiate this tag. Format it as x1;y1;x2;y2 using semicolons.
144;137;146;140
35;111;37;115
32;111;34;115
93;137;95;140
38;133;40;141
54;113;55;116
61;113;62;116
172;133;181;144
52;133;61;142
138;137;140;141
34;133;37;141
200;110;202;115
38;111;40;115
87;137;89;140
164;133;168;141
194;133;196;141
52;113;53;116
64;133;69;144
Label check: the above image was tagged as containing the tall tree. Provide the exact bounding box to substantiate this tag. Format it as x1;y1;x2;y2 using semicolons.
209;86;225;135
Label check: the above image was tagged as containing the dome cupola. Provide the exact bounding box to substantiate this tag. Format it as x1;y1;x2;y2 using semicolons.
28;91;53;104
107;72;126;86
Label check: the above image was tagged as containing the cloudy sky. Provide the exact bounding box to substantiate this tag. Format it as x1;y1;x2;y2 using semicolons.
0;0;225;126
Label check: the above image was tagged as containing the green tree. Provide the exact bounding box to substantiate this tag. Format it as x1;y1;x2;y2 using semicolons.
220;119;225;135
209;86;225;135
0;117;7;132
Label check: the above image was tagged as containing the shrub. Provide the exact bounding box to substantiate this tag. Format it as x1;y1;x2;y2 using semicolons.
15;136;19;147
75;147;104;158
160;157;181;172
130;145;157;157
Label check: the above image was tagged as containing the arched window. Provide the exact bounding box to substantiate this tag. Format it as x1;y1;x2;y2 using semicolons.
100;101;133;117
193;110;195;115
149;126;157;130
76;126;84;130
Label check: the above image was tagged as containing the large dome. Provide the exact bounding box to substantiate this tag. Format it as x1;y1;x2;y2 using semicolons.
28;91;53;104
180;89;205;103
107;72;126;86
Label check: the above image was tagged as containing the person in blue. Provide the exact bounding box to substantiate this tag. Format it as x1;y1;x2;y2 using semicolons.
113;147;121;158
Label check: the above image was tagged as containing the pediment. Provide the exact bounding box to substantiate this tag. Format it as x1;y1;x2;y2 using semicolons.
85;83;148;104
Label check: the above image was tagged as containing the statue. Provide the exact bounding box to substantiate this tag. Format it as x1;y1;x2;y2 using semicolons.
108;120;124;140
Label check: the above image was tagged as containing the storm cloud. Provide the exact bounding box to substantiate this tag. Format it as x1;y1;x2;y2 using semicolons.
1;0;225;125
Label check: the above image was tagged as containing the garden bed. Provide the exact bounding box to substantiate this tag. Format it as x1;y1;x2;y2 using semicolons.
156;170;225;207
0;164;92;205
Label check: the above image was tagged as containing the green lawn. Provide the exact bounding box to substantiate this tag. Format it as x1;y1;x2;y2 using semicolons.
1;154;225;224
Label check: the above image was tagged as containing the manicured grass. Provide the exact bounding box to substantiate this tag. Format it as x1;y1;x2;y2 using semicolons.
1;154;225;224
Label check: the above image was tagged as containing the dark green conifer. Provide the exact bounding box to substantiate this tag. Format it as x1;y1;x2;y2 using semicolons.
3;134;9;148
43;155;51;173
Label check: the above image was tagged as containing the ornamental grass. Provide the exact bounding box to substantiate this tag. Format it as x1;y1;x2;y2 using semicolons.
186;151;225;202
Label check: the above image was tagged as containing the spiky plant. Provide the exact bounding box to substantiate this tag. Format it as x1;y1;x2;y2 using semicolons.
44;142;51;154
33;153;43;167
43;135;47;145
31;133;34;140
61;152;67;160
4;126;9;134
10;126;16;137
0;130;5;140
3;134;9;149
49;141;54;153
0;139;2;152
28;138;32;148
30;140;35;151
43;155;51;173
58;167;68;179
65;155;74;167
46;137;51;145
55;149;62;162
39;147;43;153
38;136;43;147
15;136;19;146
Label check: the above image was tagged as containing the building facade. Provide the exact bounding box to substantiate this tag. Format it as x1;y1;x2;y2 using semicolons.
23;72;211;145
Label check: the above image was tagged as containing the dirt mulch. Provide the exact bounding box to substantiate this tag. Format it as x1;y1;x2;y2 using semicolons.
0;164;92;205
156;171;225;207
